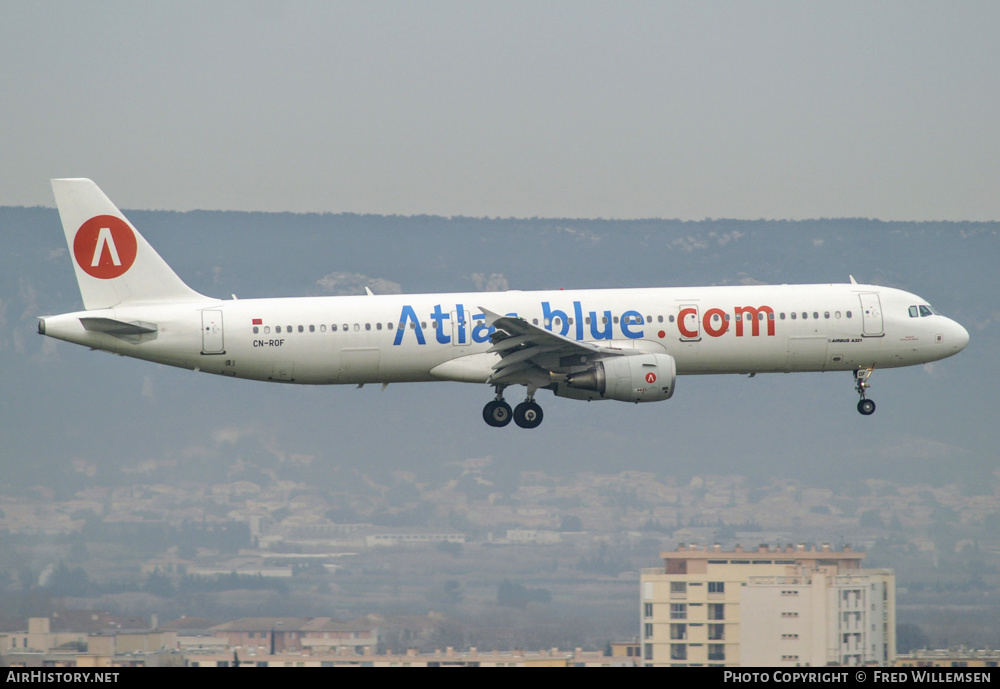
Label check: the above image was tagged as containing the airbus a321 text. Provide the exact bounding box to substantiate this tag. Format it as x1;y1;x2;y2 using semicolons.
39;179;970;428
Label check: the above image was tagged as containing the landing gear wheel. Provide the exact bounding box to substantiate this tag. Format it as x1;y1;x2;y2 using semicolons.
483;400;513;427
857;399;876;416
854;368;876;416
513;401;544;429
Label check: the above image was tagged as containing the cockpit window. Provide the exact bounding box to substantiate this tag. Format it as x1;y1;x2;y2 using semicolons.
910;304;940;317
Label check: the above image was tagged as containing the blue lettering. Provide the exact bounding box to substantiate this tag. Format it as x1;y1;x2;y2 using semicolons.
432;304;451;344
620;310;644;339
542;302;570;336
573;301;584;341
393;305;426;345
589;311;612;340
455;303;467;344
393;304;647;346
471;314;494;343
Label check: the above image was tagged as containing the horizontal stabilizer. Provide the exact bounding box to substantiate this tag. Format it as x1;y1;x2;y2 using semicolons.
80;317;158;344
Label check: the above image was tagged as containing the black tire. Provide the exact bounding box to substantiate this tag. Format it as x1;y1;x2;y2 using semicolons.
513;401;544;429
483;400;513;427
857;399;876;416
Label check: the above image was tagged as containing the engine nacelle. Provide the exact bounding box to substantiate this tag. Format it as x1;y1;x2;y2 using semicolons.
562;353;676;402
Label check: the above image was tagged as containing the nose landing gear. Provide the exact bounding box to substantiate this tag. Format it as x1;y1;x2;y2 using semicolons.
854;368;876;416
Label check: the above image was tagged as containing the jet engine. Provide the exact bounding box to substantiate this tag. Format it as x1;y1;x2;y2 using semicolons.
562;353;676;402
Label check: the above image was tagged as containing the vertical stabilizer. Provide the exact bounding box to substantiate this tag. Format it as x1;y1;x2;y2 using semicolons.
51;178;208;310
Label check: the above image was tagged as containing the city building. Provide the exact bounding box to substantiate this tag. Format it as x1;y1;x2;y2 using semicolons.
640;543;895;667
183;646;636;667
895;648;999;668
0;617;181;668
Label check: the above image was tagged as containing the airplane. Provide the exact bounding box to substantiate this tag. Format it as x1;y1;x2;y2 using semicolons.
38;179;970;428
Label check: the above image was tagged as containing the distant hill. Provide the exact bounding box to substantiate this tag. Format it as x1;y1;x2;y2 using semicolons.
1;206;996;492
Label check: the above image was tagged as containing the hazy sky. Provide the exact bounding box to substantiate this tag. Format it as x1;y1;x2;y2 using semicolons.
3;1;999;220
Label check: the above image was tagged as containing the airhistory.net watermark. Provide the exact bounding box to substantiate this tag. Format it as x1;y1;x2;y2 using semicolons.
5;671;119;683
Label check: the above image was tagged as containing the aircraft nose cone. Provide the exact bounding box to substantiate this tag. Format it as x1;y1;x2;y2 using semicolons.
953;320;970;352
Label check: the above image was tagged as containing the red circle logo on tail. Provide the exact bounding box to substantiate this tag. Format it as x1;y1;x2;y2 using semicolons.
645;372;657;384
73;215;137;279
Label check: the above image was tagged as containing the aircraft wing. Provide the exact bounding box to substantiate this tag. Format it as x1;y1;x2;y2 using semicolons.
480;307;626;385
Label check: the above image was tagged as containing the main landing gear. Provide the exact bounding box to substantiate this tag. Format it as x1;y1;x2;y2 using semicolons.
483;385;544;429
854;368;876;416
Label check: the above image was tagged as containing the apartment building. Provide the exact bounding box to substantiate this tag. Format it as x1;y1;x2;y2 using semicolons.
640;543;895;667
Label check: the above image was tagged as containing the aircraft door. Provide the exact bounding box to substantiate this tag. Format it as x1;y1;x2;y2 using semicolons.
451;309;470;346
678;305;701;341
859;293;884;336
201;309;225;354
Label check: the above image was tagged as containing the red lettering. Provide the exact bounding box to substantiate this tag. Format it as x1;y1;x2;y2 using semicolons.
734;306;775;337
678;307;699;339
702;308;729;337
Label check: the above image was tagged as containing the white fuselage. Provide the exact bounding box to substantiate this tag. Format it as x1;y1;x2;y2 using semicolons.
39;283;970;387
41;178;971;426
